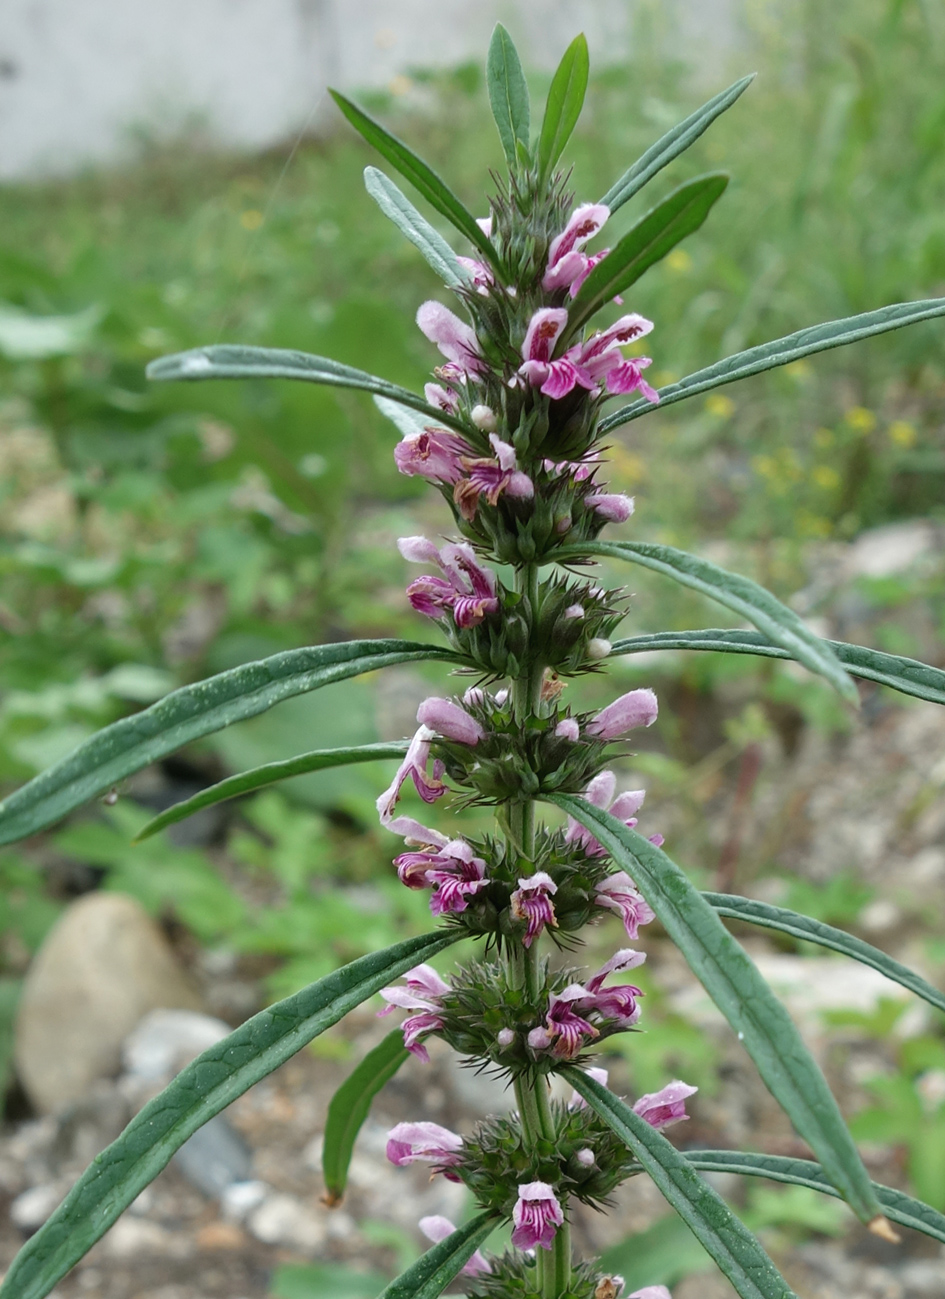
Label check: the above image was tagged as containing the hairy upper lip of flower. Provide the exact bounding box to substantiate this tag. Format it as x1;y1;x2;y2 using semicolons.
399;536;500;629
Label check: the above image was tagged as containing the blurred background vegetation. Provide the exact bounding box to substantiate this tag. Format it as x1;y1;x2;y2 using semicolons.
2;0;945;1203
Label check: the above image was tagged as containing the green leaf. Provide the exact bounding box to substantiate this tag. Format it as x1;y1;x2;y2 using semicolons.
134;742;409;843
560;540;857;703
322;1029;409;1205
329;89;499;268
0;639;460;846
486;24;531;167
610;627;945;707
600;75;755;213
547;797;883;1226
378;1212;497;1299
600;298;945;431
684;1151;945;1247
564;1068;795;1299
0;931;461;1299
704;892;945;1017
567;175;729;335
537;34;589;180
363;167;470;288
374;394;443;438
146;345;470;434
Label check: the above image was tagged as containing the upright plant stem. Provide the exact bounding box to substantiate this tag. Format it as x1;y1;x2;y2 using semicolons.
505;562;572;1299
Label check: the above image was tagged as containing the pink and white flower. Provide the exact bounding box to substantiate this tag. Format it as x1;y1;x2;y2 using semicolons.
386;1121;463;1178
419;1216;491;1275
633;1080;698;1130
543;204;610;296
518;310;659;403
375;725;445;829
586;688;658;740
396;839;488;916
528;990;599;1059
416;301;486;377
453;433;534;520
378;964;450;1062
394;427;475;484
518;308;596;401
511;1182;565;1251
564;771;662;857
529;950;646;1059
594;872;655;940
399;536;500;629
416;696;484;746
510;872;558;947
629;1289;671;1299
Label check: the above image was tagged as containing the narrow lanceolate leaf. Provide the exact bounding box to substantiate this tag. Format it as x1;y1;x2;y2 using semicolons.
329;89;499;268
567;174;728;335
564;1069;795;1299
537;33;589;179
487;24;531;167
600;75;755;213
378;1212;497;1299
134;742;409;842
610;627;945;708
548;797;883;1226
705;893;945;1017
0;931;461;1299
146;346;469;434
0;640;460;846
560;540;858;704
364;167;470;288
323;1031;411;1206
684;1151;945;1247
600;298;945;431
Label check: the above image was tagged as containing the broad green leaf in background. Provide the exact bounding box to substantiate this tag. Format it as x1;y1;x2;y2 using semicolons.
134;742;409;842
560;540;858;703
600;298;945;431
537;34;589;181
376;1212;497;1299
486;24;531;166
363;167;470;288
0;930;461;1299
329;90;500;268
146;346;470;434
704;892;945;1016
600;75;755;213
684;1151;945;1246
610;628;945;707
567;174;729;335
0;639;461;846
548;797;884;1227
564;1068;795;1299
323;1029;409;1205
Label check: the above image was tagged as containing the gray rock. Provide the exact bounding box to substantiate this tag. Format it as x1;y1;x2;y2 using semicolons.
14;893;202;1113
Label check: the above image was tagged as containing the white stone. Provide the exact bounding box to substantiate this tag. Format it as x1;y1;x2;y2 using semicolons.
122;1008;232;1086
248;1192;326;1250
10;1183;63;1231
846;520;937;579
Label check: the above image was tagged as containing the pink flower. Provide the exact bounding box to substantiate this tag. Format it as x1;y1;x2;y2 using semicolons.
586;492;634;523
396;839;488;916
565;771;661;857
543;204;610;294
419;1216;491;1275
519;310;659;402
510;872;558;947
394;427;475;484
375;725;445;828
424;382;459;413
416;697;484;746
399;537;500;629
594;872;655;940
456;256;494;294
568;1066;610;1110
633;1080;698;1130
518;308;596;400
378;964;450;1062
586;688;658;740
416;301;486;377
528;989;599;1059
511;1182;565;1251
453;433;534;520
386;1121;463;1179
579;948;647;1028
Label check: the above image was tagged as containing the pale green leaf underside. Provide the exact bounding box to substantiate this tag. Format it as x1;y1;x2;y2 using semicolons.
600;298;945;431
364;167;470;288
600;74;755;213
146;345;469;433
0;931;461;1299
374;394;443;438
558;540;857;702
610;627;945;707
487;23;530;166
0;639;460;846
684;1151;945;1246
323;1029;409;1204
378;1212;497;1299
567;174;728;335
564;1069;795;1299
537;33;589;179
705;892;945;1016
135;742;409;842
548;798;881;1224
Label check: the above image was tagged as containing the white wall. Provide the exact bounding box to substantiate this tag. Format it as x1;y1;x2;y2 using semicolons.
0;0;739;180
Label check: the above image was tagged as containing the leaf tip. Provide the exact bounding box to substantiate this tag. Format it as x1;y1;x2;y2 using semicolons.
868;1215;901;1244
321;1189;345;1208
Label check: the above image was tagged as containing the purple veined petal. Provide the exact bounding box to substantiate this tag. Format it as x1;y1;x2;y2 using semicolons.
417;696;485;745
456;256;494;292
633;1080;698;1130
510;871;559;947
542;248;588;292
416;301;485;374
585;947;647;992
581;313;654;358
539;357;595;400
568;248;610;298
605;357;659;400
424;381;459;412
394;429;473;483
594;871;656;940
452;594;500;628
547;202;610;270
542;994;599;1059
488;433;517;470
511;1181;565;1251
586;688;659;740
419;1216;491;1275
375;725;441;823
522;307;569;363
404;963;450;999
385;1121;463;1169
518;358;552;389
384;815;450;848
405;573;456;619
401;1010;443;1061
586;492;635;523
398;535;442;564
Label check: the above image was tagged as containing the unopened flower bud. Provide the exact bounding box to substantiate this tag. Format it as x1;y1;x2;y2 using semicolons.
462;686;485;707
497;1028;515;1047
587;492;634;523
563;604;584;620
586;688;658;739
576;1147;596;1167
587;638;612;660
471;403;498;432
555;718;580;741
417;697;484;745
555;511;573;535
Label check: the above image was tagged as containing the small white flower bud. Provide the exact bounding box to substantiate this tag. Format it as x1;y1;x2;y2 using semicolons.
471;404;497;432
587;638;612;661
576;1147;596;1167
497;1028;515;1047
563;604;584;620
